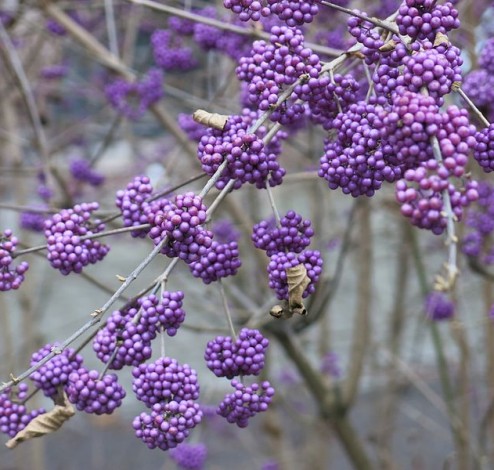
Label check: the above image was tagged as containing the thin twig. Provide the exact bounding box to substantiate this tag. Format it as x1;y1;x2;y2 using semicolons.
457;88;490;128
218;279;237;341
128;0;343;58
319;0;400;36
104;0;119;58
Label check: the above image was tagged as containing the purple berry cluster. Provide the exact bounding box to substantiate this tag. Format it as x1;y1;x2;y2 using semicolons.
252;211;314;255
178;113;207;143
319;100;399;197
223;0;269;22
267;250;323;300
267;0;319;26
66;368;126;414
396;0;460;41
463;37;494;122
70;158;105;187
479;38;494;74
395;163;478;235
93;307;155;370
462;70;494;115
151;30;197;72
0;384;45;438
29;343;84;399
20;211;46;233
217;379;275;427
132;357;200;408
204;328;269;378
348;11;385;65
115;175;154;238
384;89;441;169
148;192;213;263
211;219;241;244
169;442;208;470
197;113;285;190
394;104;478;234
105;68;163;120
44;202;109;275
309;73;361;131
133;400;203;451
474;123;494;173
398;42;462;103
425;291;454;321
0;229;29;291
189;241;241;284
236;25;323;125
462;181;494;264
138;291;186;337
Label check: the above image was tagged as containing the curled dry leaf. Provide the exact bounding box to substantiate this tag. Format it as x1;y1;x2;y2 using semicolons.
433;31;450;47
5;392;75;449
287;264;310;315
270;264;311;319
192;109;229;130
379;39;397;52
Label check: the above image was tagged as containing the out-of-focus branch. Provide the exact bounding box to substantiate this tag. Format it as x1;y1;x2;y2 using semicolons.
268;325;374;469
342;198;372;407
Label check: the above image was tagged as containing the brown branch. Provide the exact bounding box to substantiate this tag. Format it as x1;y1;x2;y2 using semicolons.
342;198;372;407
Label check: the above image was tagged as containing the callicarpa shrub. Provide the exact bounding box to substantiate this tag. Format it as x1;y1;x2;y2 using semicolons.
2;0;494;468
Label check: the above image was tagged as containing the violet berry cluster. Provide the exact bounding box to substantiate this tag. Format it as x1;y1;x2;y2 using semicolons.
462;181;494;264
148;192;213;264
66;368;126;415
105;68;163;120
151;30;197;72
425;292;454;321
93;306;156;370
138;291;186;337
132;357;200;408
217;380;275;428
169;442;208;470
132;358;202;450
44;202;109;275
197;112;285;190
70;158;105;187
236;25;324;125
189;240;241;284
133;400;203;451
204;327;274;427
0;229;29;291
473;123;494;173
252;210;314;255
463;37;494;122
396;0;460;41
204;328;269;379
267;250;323;300
252;211;322;300
0;384;45;438
29;343;84;399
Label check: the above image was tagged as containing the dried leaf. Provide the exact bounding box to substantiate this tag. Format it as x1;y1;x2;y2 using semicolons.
434;32;449;47
6;393;75;449
192;109;229;130
286;264;310;316
348;50;365;60
269;300;295;320
269;302;292;318
379;39;397;52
